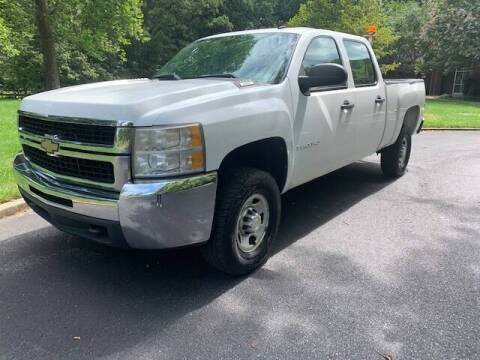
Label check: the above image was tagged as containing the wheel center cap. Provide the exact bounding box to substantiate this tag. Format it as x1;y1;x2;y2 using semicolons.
250;214;262;233
236;194;270;253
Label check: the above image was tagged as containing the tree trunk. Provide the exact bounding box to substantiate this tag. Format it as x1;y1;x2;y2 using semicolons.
35;0;60;90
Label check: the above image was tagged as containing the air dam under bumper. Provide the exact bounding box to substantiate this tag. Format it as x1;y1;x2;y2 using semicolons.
13;153;217;249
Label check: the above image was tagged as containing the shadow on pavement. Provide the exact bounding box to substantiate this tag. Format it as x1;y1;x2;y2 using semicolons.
273;159;393;254
2;159;445;359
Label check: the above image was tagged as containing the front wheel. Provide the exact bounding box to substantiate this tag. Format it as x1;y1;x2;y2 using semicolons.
201;168;281;275
381;125;412;178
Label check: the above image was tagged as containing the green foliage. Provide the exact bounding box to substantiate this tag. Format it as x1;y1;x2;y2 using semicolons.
126;0;306;78
1;0;478;93
0;0;146;92
0;18;17;57
289;0;399;73
125;0;234;78
0;0;40;93
51;0;146;62
383;1;428;77
0;0;34;58
421;0;480;73
51;0;147;87
222;0;303;30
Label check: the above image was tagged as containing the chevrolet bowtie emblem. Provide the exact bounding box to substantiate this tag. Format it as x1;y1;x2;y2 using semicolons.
41;137;60;155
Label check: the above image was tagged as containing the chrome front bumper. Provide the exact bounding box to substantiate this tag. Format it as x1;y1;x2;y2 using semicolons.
14;153;217;249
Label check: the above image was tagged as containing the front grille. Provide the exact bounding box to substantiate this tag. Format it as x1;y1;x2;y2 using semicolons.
19;115;116;146
23;145;115;184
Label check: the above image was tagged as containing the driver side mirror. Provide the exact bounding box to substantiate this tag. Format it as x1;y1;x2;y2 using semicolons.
298;63;348;95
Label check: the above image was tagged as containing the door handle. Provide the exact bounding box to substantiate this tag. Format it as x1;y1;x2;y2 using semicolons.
375;96;385;104
341;100;355;110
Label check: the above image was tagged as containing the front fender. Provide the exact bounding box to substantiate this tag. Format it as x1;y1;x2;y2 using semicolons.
203;100;293;173
195;84;294;177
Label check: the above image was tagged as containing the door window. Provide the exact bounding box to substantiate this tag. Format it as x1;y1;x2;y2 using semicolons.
301;37;345;91
343;40;376;86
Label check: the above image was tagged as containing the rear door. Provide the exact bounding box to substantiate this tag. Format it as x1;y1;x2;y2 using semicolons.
290;36;357;187
342;39;387;157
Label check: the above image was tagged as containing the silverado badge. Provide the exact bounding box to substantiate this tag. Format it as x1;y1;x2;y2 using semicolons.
41;137;60;155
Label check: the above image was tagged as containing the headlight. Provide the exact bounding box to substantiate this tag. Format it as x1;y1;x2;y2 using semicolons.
133;124;205;178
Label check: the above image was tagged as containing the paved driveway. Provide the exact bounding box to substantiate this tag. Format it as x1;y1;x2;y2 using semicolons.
1;131;479;359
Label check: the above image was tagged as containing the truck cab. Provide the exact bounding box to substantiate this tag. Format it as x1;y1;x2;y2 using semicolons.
14;28;425;275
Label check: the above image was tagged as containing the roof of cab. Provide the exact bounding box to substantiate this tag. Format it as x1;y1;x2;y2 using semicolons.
201;27;367;42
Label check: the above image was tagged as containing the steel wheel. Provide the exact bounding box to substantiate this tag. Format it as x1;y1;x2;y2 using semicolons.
235;193;270;253
200;167;281;275
398;136;408;169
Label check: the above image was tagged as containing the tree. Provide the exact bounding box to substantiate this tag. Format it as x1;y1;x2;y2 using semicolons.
1;0;146;91
275;0;305;25
124;0;306;78
0;0;42;94
421;0;480;73
288;0;398;73
0;18;16;58
1;0;307;92
222;0;304;30
125;0;234;78
383;1;428;77
35;0;60;89
0;0;30;58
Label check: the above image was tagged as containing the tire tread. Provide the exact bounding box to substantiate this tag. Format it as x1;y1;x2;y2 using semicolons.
381;125;411;178
201;167;280;275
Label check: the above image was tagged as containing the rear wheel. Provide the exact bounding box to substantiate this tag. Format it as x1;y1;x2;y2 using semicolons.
381;125;412;178
201;167;281;275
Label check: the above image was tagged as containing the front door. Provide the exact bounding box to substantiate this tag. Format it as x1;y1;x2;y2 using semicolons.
290;36;357;187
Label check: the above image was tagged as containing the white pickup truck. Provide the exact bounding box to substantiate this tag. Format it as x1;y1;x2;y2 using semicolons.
14;28;425;274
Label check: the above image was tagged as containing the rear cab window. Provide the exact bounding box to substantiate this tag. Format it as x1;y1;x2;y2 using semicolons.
343;40;376;87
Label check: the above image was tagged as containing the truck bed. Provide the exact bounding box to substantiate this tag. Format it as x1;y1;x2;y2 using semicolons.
380;79;425;149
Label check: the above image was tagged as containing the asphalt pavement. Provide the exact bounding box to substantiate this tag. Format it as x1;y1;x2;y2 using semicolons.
0;131;479;359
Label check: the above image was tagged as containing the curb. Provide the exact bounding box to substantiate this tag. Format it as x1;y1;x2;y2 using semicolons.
423;128;480;131
0;199;28;220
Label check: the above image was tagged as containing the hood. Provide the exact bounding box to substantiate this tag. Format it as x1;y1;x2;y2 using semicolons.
20;79;247;125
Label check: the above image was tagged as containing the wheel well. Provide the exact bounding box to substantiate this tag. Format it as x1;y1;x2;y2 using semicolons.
404;106;420;135
218;137;288;191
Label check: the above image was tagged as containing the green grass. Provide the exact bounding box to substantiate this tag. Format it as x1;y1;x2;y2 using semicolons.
424;98;480;128
0;99;21;203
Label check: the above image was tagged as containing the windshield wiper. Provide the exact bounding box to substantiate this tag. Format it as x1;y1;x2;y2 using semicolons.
152;72;182;80
189;73;237;79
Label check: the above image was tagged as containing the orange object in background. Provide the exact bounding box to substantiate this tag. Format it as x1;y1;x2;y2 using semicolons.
366;25;377;34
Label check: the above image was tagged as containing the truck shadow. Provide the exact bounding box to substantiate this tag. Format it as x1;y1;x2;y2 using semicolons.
273;159;392;254
0;158;396;359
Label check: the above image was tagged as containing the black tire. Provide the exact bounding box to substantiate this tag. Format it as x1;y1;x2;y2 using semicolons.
381;125;412;178
201;167;281;275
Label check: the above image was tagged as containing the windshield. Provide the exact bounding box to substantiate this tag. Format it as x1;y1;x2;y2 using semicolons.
155;33;299;84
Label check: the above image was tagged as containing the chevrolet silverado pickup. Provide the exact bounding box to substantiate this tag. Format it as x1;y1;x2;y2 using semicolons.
14;28;425;274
